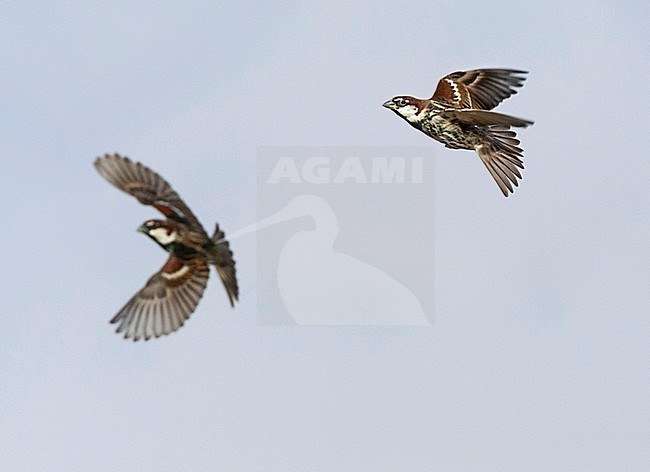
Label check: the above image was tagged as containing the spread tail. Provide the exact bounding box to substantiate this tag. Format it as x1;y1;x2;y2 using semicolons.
475;125;526;197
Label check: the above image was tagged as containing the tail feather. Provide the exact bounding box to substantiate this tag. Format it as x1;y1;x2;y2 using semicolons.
211;224;239;307
476;125;526;197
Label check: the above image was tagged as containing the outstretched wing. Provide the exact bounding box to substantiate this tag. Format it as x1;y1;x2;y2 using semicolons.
439;109;534;128
94;153;205;233
432;69;528;110
110;257;210;341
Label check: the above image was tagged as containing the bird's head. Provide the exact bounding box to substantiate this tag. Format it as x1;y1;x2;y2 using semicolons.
138;219;179;247
382;96;426;123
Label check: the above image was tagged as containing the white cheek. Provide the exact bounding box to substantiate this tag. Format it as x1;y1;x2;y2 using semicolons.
149;227;178;245
398;105;416;116
399;105;425;122
162;264;190;280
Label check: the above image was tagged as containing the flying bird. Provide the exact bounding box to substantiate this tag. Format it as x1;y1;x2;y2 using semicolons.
383;68;534;196
94;153;238;341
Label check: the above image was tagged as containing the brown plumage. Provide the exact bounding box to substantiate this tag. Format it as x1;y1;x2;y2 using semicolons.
95;153;238;341
383;68;534;197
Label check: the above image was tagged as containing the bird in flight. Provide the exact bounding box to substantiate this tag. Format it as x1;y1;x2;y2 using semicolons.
95;154;238;341
383;68;534;196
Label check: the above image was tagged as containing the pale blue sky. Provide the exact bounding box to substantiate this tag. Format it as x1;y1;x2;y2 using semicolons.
1;1;649;470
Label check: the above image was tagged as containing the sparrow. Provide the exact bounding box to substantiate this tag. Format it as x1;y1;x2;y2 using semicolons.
94;153;238;341
383;68;534;196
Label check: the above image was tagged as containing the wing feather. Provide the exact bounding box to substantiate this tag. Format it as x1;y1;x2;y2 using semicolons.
95;153;205;234
432;69;528;110
110;257;210;341
440;109;534;128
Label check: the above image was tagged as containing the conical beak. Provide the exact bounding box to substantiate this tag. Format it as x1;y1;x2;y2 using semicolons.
137;224;148;234
382;100;396;109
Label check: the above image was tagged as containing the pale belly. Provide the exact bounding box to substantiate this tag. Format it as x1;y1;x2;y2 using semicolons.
420;115;481;151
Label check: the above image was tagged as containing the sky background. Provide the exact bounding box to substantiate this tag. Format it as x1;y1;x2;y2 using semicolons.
1;1;649;470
